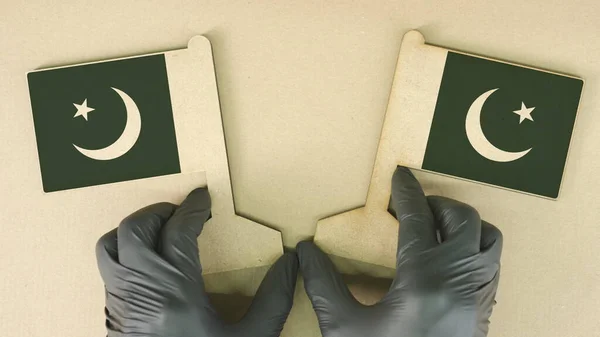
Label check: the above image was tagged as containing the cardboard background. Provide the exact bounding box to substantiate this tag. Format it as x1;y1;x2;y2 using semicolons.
1;1;599;336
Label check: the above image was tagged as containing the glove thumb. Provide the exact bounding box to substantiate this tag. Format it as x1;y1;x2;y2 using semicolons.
296;241;361;331
159;187;211;279
234;252;299;337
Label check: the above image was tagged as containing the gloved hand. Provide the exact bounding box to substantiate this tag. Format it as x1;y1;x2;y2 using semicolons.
297;166;503;337
96;188;299;337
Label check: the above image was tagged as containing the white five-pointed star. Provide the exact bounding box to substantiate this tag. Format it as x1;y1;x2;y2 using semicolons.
513;102;535;124
73;99;95;121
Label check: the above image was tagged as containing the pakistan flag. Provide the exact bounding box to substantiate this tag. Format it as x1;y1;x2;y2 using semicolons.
28;55;181;192
422;52;583;198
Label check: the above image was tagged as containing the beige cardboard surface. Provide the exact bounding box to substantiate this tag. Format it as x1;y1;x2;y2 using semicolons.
1;1;600;337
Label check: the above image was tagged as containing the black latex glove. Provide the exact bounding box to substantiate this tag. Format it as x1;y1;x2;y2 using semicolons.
96;188;299;337
298;166;503;337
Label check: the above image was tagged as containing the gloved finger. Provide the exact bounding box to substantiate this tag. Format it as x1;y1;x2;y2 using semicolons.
96;228;151;304
427;196;481;256
96;228;120;291
233;252;299;337
477;221;503;330
159;188;211;280
117;202;177;269
104;290;127;333
479;220;503;276
297;242;361;324
390;166;437;264
95;230;132;333
105;289;154;336
481;220;503;257
476;273;501;337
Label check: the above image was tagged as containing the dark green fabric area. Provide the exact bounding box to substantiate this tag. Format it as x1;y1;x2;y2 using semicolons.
28;54;180;192
423;52;583;198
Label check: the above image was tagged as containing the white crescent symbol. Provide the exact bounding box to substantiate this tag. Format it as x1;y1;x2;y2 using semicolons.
465;88;532;162
73;87;142;161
